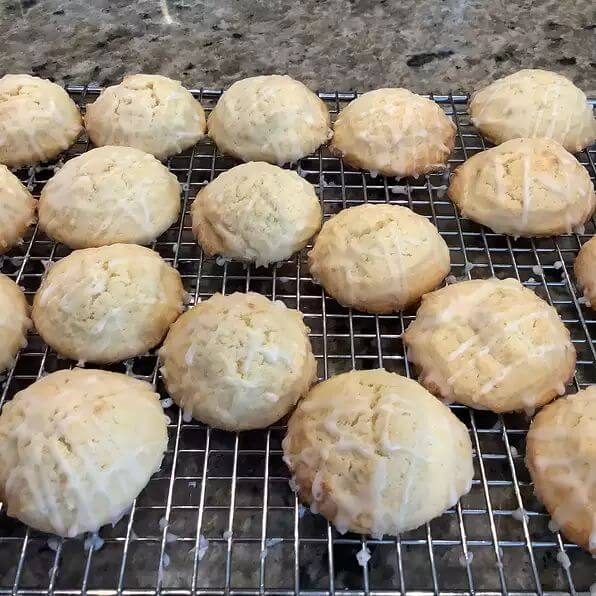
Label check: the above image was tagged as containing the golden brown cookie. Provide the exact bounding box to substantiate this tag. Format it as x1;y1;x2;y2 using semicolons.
282;369;474;537
403;278;576;413
526;386;596;554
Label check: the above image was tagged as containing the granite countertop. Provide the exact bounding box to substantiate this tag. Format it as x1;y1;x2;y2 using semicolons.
0;0;594;95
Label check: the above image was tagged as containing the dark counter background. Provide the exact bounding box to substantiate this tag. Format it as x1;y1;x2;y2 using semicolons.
0;0;593;94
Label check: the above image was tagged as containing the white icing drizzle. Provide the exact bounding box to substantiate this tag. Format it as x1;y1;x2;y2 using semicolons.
160;292;315;431
197;535;209;560
308;204;449;312
0;76;81;167
405;278;574;411
33;245;184;362
454;133;595;238
86;75;205;160
0;275;31;371
0;166;35;252
470;70;596;150
556;551;571;570
0;369;167;537
283;370;474;537
511;507;529;523
39;153;176;246
83;532;104;551
356;544;371;566
161;552;170;569
208;75;331;165
458;550;474;567
333;88;454;177
527;387;596;554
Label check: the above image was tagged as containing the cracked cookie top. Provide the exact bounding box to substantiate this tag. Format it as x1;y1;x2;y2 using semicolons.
0;74;82;167
403;277;576;413
282;368;474;537
85;74;206;160
39;145;180;248
308;203;450;313
32;243;185;364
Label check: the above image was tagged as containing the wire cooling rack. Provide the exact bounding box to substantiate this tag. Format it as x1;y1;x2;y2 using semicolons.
0;86;594;596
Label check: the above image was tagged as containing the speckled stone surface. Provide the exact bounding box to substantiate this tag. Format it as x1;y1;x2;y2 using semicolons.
0;0;594;95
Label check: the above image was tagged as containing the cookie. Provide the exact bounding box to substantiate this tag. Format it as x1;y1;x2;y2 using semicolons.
308;204;450;314
192;162;322;267
526;385;596;554
448;138;595;237
0;164;36;253
39;146;181;248
469;69;596;152
575;237;596;309
330;88;456;178
32;244;185;363
85;74;206;160
0;369;167;537
403;278;576;413
160;292;316;431
207;75;332;165
0;74;82;167
0;273;31;372
282;368;474;537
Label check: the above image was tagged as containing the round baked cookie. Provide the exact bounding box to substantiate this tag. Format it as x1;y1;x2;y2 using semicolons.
160;292;316;431
526;385;596;554
85;74;206;160
39;146;181;248
0;368;167;537
308;204;450;314
0;273;31;372
575;237;596;310
0;164;36;253
32;244;185;363
330;88;456;178
403;278;576;413
207;75;332;165
192;162;322;267
469;69;596;152
0;74;82;168
448;138;595;237
282;368;474;537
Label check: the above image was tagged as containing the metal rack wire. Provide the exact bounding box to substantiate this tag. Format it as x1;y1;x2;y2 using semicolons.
0;86;594;596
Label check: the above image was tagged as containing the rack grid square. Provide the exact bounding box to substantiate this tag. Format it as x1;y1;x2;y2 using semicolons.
0;86;594;596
